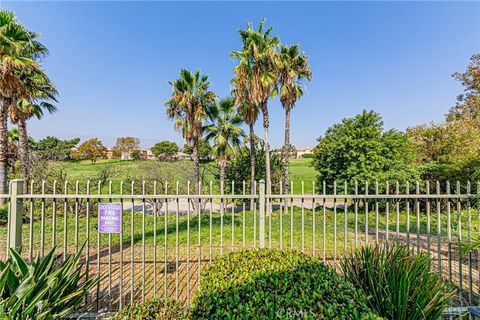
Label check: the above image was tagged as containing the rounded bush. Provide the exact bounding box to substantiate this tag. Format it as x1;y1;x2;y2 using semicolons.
191;249;379;319
112;299;188;320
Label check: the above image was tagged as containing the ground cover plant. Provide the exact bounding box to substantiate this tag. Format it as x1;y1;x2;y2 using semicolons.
190;248;380;319
342;245;455;320
0;244;98;320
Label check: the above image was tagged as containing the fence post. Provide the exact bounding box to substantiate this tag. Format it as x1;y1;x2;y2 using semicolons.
8;179;23;252
259;180;265;248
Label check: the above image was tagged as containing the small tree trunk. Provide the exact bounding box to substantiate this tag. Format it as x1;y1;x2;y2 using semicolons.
261;102;271;196
283;107;291;194
220;161;226;217
18;118;29;191
192;139;200;213
249;123;256;209
0;98;9;202
261;102;271;217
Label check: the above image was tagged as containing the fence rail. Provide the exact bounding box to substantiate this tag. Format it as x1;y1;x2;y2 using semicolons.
2;178;480;317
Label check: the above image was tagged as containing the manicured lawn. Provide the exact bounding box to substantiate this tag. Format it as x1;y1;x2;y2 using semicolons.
4;204;475;257
42;158;318;194
288;158;317;194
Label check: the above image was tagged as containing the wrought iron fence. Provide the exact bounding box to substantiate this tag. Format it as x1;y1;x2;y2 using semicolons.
2;178;479;317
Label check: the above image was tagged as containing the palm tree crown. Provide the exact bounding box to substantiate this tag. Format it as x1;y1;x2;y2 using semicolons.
0;10;47;100
165;69;217;147
204;97;245;164
231;19;279;109
277;44;312;112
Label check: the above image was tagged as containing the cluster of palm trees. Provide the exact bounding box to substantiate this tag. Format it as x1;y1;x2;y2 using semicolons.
165;19;311;199
0;10;57;195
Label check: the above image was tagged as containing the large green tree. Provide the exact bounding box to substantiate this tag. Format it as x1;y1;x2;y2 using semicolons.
72;138;107;164
151;141;179;161
32;136;80;160
312;110;419;191
232;19;279;196
277;44;312;193
407;53;480;183
165;69;217;197
183;139;212;161
0;10;48;195
446;53;480;127
112;136;140;159
223;141;285;195
204;97;244;194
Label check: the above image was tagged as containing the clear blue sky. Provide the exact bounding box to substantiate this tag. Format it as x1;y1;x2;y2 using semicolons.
2;1;480;148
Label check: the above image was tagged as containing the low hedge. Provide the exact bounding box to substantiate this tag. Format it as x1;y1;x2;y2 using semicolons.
111;299;188;320
191;248;380;319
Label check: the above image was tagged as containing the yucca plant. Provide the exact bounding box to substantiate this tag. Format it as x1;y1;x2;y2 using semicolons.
0;243;98;320
342;245;454;320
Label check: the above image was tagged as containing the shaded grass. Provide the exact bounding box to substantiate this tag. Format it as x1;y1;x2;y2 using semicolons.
3;205;478;257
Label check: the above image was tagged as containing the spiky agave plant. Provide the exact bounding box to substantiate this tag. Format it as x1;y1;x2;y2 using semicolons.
342;244;454;320
0;243;99;320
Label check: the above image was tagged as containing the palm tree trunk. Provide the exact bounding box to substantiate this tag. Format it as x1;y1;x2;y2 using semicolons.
18;118;29;191
261;102;271;196
0;98;8;202
192;139;200;213
220;161;226;194
283;107;291;194
249;123;256;209
220;161;226;217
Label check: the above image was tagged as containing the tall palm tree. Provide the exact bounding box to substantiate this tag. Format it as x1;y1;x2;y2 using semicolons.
231;76;259;208
0;10;47;196
9;72;57;188
277;44;312;193
232;19;279;196
204;97;245;194
165;69;217;198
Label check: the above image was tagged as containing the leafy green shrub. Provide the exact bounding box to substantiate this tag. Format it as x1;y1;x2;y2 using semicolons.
0;205;7;225
342;245;454;320
112;298;188;320
191;248;379;319
0;244;98;319
301;153;312;158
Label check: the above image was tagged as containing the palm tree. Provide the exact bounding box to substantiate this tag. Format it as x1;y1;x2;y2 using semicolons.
204;97;245;194
165;69;217;198
231;77;259;208
0;10;47;196
232;19;279;196
277;44;312;193
9;72;57;188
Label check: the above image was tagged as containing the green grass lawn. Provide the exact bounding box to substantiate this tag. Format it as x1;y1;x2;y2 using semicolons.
42;158;317;194
5;204;475;257
288;159;316;194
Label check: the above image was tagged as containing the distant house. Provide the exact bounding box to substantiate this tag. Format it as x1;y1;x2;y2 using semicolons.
105;148;155;160
295;147;312;159
105;148;113;159
175;151;191;160
141;149;156;160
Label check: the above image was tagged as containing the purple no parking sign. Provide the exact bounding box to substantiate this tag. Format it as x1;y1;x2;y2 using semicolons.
98;203;122;234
